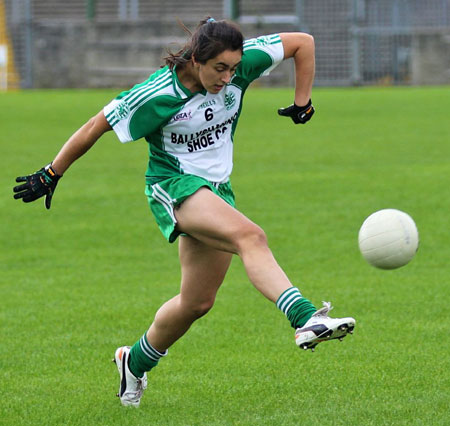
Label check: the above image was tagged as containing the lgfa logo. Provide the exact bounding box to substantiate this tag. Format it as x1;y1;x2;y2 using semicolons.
172;110;192;122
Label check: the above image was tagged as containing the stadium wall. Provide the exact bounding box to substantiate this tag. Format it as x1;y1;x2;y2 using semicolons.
30;20;298;88
30;21;450;88
5;0;450;88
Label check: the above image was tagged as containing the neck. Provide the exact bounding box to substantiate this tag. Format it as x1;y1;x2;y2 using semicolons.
176;61;203;93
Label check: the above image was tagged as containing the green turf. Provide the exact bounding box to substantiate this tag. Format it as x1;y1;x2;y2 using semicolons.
1;86;449;425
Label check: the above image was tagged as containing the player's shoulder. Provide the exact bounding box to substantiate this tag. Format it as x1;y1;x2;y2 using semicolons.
105;67;184;133
243;34;283;53
123;66;178;104
234;34;284;83
110;66;189;122
240;33;284;70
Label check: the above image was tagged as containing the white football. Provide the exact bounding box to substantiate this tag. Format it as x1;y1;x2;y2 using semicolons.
358;209;419;269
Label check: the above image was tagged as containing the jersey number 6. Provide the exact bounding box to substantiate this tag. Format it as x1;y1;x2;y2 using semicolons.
205;108;214;121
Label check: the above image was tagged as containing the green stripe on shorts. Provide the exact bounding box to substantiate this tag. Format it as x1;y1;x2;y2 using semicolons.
146;175;235;243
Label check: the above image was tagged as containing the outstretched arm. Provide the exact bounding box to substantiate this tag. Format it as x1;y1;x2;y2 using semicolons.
52;110;112;175
13;110;112;209
278;32;316;124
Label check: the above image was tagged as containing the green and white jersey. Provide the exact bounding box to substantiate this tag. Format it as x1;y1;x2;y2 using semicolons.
104;34;284;183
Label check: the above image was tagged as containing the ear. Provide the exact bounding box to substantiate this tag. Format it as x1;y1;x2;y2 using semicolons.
191;55;200;68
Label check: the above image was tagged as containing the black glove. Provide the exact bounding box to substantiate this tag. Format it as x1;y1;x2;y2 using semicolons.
13;164;61;209
278;99;315;124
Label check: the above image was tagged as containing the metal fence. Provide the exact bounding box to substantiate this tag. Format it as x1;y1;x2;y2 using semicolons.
349;0;450;85
240;0;450;86
3;0;450;89
3;0;32;88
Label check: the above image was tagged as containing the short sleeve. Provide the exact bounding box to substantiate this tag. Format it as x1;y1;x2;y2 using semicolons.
103;67;183;143
237;34;284;84
104;96;183;143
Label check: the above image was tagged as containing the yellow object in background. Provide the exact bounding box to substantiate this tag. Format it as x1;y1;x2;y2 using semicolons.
0;0;20;90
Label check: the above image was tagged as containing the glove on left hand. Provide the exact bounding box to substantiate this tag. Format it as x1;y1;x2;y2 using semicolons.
278;99;315;124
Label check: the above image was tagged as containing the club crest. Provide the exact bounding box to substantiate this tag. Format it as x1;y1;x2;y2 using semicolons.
224;92;236;110
114;101;130;120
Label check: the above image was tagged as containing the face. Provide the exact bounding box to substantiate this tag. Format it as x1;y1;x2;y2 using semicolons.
193;49;242;94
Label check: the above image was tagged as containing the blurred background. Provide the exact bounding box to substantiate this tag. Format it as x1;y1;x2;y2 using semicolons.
1;0;450;90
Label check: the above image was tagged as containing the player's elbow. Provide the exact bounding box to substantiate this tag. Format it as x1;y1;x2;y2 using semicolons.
87;111;112;139
281;32;315;59
303;33;314;44
299;33;315;51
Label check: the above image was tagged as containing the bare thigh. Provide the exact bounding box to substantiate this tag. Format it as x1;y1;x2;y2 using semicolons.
175;187;263;254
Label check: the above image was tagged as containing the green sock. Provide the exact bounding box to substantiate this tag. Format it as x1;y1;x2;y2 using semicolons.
128;333;168;378
276;287;317;329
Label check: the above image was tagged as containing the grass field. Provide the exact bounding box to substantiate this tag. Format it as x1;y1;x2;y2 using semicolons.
1;86;449;425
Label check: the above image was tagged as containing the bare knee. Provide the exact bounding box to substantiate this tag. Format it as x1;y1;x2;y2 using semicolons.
180;297;215;319
234;223;268;255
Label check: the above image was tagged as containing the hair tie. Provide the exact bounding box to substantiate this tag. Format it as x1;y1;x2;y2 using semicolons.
207;17;216;23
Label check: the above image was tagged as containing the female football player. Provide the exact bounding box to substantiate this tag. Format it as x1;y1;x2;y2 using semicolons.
13;17;355;407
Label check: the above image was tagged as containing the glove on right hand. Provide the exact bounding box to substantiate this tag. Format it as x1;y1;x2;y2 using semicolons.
13;164;61;209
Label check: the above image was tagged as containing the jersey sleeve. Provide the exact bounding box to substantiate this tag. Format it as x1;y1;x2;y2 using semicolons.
103;68;182;143
238;34;284;84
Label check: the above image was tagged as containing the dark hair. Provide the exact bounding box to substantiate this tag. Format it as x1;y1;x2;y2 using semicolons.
164;17;244;70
